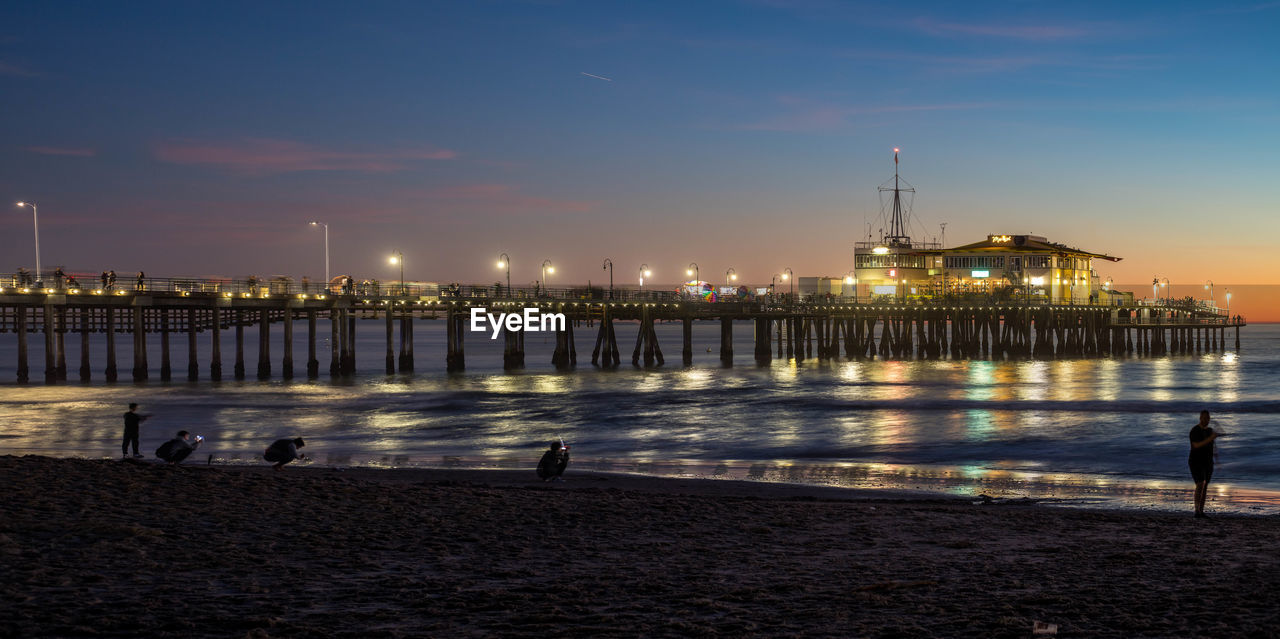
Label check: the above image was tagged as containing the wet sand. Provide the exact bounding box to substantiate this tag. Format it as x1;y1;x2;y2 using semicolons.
2;455;1278;638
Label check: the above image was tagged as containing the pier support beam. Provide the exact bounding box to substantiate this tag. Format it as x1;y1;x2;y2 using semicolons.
210;307;222;381
234;310;246;380
307;310;319;378
385;305;396;374
16;306;29;383
257;309;271;380
282;309;294;380
160;308;171;381
187;308;199;381
132;307;147;381
44;304;56;383
80;307;91;382
719;316;733;366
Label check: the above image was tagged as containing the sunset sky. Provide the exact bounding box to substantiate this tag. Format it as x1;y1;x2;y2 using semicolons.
2;1;1277;319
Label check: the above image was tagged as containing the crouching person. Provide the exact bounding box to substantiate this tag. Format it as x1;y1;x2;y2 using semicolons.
264;437;307;471
156;430;202;465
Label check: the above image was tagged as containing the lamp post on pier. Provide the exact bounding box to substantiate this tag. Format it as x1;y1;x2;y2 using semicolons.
843;271;856;302
725;267;738;285
602;258;613;299
541;259;554;294
388;250;404;295
1159;277;1171;305
782;267;793;301
307;221;329;286
497;253;510;294
1225;289;1232;317
639;264;651;293
15;202;41;287
1205;280;1215;309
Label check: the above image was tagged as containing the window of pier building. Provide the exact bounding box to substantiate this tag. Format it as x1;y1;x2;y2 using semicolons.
855;254;930;269
943;256;1005;270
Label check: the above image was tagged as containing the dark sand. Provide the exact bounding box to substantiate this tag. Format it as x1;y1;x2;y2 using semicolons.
2;456;1278;638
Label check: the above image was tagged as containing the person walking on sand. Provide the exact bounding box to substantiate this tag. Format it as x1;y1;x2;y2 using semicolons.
536;439;570;481
1190;409;1224;518
156;430;202;465
264;437;307;471
122;403;150;458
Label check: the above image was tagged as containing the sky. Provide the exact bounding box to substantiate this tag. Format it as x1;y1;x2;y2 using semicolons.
2;1;1277;318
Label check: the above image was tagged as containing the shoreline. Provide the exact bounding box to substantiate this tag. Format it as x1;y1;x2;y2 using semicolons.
4;455;1279;637
17;448;1280;516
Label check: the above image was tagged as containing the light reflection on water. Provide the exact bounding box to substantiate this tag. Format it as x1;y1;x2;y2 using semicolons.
0;322;1277;513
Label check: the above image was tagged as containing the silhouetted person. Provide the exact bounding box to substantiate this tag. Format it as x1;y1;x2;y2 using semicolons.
156;430;202;465
54;267;65;289
122;403;150;458
101;271;108;289
135;271;145;291
264;437;307;471
107;270;117;289
536;440;570;481
1190;409;1223;518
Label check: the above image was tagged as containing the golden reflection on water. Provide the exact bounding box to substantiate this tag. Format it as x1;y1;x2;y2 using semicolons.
1017;361;1049;401
1149;358;1174;402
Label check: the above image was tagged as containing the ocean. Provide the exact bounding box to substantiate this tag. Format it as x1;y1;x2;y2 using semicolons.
1;318;1276;513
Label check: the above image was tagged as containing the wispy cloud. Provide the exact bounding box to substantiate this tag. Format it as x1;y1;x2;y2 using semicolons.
154;138;457;175
23;146;96;157
0;61;37;76
910;17;1106;40
417;183;597;214
739;96;998;132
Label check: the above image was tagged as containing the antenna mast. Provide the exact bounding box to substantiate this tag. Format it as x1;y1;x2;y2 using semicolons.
878;147;916;247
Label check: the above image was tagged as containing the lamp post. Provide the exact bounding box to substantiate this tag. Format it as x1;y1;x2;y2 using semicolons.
1205;280;1215;308
541;259;554;294
639;264;651;292
497;253;510;294
1225;289;1232;317
782;267;793;300
686;262;699;283
15;202;41;286
725;267;738;285
389;250;404;295
602;258;613;299
844;271;856;302
308;221;329;286
1159;277;1171;305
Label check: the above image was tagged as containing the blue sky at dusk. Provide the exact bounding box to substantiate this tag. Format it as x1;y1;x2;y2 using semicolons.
2;1;1277;313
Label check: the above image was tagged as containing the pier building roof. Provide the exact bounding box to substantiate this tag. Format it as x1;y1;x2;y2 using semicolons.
945;234;1121;262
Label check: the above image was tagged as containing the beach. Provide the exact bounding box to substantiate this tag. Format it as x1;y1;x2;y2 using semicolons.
2;456;1278;638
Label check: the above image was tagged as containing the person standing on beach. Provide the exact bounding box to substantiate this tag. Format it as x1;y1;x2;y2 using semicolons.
536;440;570;481
264;437;307;471
1190;410;1223;518
122;403;150;458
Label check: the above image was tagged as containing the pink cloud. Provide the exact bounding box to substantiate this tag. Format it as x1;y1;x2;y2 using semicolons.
23;146;96;157
154;138;457;175
0;61;37;76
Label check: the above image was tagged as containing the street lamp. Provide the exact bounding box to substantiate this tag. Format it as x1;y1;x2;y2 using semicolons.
782;267;793;299
541;259;554;292
725;267;738;284
639;264;651;292
497;253;510;293
1205;280;1215;308
389;250;404;295
15;202;41;286
307;221;329;286
686;262;700;283
602;258;614;299
1159;277;1171;304
1225;289;1232;316
844;271;857;302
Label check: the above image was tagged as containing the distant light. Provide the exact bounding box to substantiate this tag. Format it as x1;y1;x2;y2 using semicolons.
872;246;890;255
729;273;738;281
686;269;693;276
497;261;505;269
643;270;651;277
893;148;899;153
844;276;854;284
547;266;555;274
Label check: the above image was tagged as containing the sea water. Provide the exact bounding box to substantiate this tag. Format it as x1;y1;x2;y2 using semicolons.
1;319;1276;513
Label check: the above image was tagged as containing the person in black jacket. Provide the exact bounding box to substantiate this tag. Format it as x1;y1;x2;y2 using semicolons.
122;403;150;458
156;430;202;465
536;440;570;481
264;437;307;471
1189;410;1223;518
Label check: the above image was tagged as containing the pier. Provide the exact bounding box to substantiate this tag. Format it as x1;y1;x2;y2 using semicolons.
0;275;1246;383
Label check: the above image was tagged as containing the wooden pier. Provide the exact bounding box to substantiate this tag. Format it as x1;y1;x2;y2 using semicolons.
0;281;1246;383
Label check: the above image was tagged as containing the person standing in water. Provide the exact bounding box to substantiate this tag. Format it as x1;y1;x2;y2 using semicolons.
122;403;150;458
1189;410;1223;519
